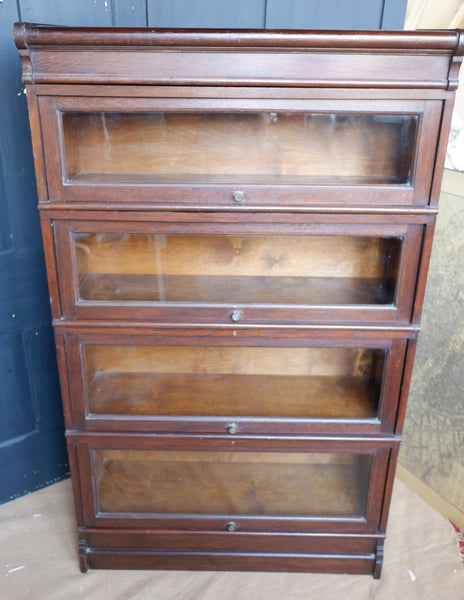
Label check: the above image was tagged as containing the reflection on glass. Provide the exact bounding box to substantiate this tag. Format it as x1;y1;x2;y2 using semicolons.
84;345;384;420
74;233;401;306
94;449;371;517
63;112;417;185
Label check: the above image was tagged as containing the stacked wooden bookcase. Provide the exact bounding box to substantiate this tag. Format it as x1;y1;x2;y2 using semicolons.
15;24;463;577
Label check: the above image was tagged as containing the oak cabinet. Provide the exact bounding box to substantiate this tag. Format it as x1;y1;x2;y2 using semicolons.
54;215;423;323
15;23;463;577
76;436;386;530
39;97;439;206
63;328;407;435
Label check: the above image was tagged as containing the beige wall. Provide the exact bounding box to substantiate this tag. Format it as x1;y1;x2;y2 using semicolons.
405;0;464;120
399;2;464;528
405;0;463;28
399;172;464;529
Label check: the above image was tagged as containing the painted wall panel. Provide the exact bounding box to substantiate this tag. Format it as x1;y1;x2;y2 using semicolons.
0;248;51;334
0;0;68;504
382;0;409;28
18;0;113;27
25;325;64;432
0;152;11;253
0;7;39;251
266;0;385;30
148;0;266;28
0;333;36;444
0;430;69;503
113;0;148;26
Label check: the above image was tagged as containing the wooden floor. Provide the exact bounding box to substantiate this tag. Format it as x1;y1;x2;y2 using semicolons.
2;478;463;599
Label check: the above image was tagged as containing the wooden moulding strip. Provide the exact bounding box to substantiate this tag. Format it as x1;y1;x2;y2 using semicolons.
84;548;376;574
13;25;463;89
13;24;463;53
51;320;421;337
38;203;440;216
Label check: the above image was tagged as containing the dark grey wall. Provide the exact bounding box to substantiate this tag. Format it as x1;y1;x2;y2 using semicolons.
0;0;68;503
14;0;408;28
0;0;408;504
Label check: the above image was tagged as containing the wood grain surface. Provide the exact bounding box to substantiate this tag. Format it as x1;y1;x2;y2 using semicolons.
87;373;378;419
14;23;462;576
75;233;399;278
96;450;371;516
63;112;416;184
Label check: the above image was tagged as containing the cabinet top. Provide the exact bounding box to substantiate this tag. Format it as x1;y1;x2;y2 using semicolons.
13;23;463;90
13;23;463;52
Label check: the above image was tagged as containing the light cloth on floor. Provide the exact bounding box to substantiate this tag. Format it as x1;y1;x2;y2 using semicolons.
1;478;463;600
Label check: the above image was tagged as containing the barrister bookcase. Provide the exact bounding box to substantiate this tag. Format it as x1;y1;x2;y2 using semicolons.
14;23;463;577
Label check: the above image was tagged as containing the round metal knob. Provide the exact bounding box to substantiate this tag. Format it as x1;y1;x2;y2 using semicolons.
232;190;245;203
231;310;241;322
227;521;237;532
228;423;238;435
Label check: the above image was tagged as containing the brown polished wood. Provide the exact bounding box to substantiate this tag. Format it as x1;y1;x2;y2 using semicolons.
38;95;440;207
15;24;463;578
53;216;424;324
62;327;407;436
95;450;371;517
61;111;416;184
87;372;379;419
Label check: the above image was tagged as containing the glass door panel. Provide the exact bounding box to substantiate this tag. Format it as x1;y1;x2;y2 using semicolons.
62;112;417;186
84;345;385;420
74;233;401;307
93;449;371;518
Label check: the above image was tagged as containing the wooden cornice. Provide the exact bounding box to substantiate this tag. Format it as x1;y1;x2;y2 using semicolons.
13;23;464;90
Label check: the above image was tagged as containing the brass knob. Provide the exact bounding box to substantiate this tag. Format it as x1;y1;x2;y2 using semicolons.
231;310;241;322
232;190;245;203
228;423;238;435
227;521;237;532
